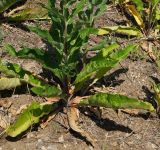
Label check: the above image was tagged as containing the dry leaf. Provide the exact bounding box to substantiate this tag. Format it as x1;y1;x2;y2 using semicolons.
40;112;56;129
45;97;61;103
71;96;89;106
67;107;96;147
141;41;156;61
126;4;145;30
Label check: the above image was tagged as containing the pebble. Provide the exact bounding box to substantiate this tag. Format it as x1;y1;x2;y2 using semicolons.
41;146;47;150
63;144;67;148
27;132;35;138
12;95;19;98
47;145;58;150
111;141;118;147
58;135;64;143
36;139;44;149
0;147;2;150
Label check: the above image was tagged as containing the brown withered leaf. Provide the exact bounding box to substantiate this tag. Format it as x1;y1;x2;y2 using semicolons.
141;41;156;62
40;112;57;129
67;106;96;147
70;96;89;106
45;97;61;103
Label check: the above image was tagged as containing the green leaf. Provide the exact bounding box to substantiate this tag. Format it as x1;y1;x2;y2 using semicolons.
152;82;160;108
0;78;22;90
91;43;120;61
74;58;117;90
5;44;17;56
79;28;98;39
6;44;50;64
0;0;22;13
109;44;137;60
94;0;107;17
27;26;63;69
0;62;18;77
48;0;56;9
31;85;61;97
156;9;160;20
5;44;64;82
152;0;160;6
6;7;48;21
0;62;27;78
0;62;62;97
6;102;58;137
3;0;49;21
89;39;111;51
97;26;142;36
79;93;155;112
0;27;4;44
68;0;87;24
132;0;144;11
74;44;137;90
22;74;62;97
27;26;62;53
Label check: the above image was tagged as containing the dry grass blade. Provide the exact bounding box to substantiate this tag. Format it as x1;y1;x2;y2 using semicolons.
40;112;57;129
141;41;156;62
67;106;96;147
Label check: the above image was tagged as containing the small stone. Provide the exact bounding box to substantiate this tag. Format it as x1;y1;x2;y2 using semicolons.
0;147;2;150
58;135;64;143
127;141;134;145
63;144;67;148
47;145;58;150
41;146;47;150
12;95;19;98
36;139;44;149
111;141;118;147
27;132;35;138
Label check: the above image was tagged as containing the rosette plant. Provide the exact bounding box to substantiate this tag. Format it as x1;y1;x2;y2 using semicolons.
0;0;155;146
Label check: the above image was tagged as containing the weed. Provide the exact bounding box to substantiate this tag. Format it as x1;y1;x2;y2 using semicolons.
98;0;160;62
0;0;155;146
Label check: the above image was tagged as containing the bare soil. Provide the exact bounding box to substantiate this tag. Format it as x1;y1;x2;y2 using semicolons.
0;4;160;150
